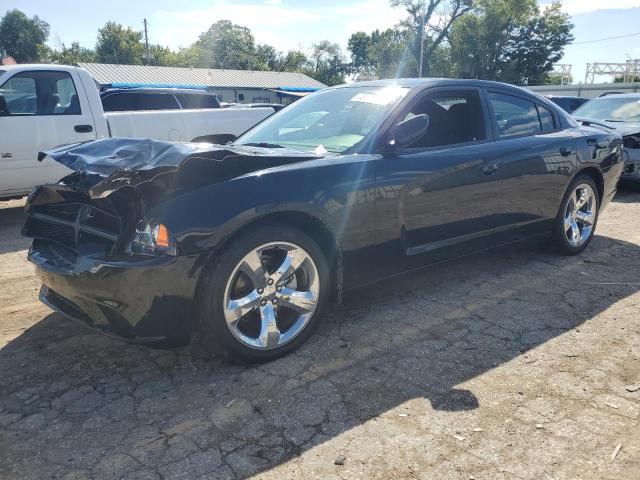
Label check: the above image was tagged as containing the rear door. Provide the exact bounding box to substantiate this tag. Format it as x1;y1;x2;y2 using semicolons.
0;69;96;195
482;89;581;235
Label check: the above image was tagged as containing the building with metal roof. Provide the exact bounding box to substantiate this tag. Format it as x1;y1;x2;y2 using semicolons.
78;63;325;104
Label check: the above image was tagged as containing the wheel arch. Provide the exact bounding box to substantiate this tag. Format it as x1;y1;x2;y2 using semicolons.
196;209;344;304
572;166;604;205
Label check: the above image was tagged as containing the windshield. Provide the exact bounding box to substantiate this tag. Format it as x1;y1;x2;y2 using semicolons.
235;85;409;154
574;97;640;123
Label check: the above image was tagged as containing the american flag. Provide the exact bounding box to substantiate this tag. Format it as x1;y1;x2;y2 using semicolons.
1;56;16;65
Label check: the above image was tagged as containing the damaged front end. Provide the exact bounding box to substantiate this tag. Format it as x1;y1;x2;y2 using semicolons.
23;138;320;345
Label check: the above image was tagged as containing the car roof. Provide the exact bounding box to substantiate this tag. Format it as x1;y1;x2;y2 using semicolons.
334;77;543;96
0;64;82;72
545;95;585;100
100;87;214;95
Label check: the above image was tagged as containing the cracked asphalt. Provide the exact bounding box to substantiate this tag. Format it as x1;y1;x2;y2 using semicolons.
1;189;639;480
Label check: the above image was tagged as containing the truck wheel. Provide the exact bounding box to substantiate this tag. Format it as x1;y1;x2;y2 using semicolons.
195;223;330;363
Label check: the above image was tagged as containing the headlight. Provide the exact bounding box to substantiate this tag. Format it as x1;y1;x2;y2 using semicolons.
130;221;177;256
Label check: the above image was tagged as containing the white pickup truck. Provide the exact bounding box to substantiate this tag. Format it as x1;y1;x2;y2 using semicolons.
0;64;275;198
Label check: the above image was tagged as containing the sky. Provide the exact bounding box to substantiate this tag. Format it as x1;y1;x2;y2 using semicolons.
2;0;640;84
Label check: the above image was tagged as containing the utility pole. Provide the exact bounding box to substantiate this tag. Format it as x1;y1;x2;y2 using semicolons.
418;9;426;78
143;18;150;65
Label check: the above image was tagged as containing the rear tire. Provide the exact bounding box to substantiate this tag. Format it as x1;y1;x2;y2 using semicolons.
551;174;599;255
195;223;330;363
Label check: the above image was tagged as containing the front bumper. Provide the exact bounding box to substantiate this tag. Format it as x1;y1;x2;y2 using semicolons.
30;244;201;347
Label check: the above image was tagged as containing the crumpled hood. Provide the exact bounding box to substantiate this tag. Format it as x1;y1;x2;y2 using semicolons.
574;117;640;136
39;138;323;199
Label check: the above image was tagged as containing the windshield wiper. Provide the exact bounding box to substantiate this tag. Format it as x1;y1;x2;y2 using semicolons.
241;142;284;148
604;119;625;123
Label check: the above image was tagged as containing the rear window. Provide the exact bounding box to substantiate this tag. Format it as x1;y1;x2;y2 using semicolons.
537;105;556;132
137;93;179;110
488;92;542;138
102;92;136;112
175;93;220;109
102;92;180;112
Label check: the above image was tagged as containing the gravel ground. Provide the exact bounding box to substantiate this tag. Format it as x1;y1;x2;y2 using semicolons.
0;190;639;480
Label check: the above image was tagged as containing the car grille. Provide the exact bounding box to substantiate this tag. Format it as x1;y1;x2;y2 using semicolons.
24;203;122;253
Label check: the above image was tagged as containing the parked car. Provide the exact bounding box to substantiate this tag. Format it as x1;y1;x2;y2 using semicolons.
221;102;287;111
0;65;275;198
545;95;589;114
100;86;222;112
24;79;624;362
573;93;640;181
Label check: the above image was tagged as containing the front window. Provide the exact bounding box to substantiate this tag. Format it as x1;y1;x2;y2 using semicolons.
574;97;640;122
235;86;409;154
0;71;80;115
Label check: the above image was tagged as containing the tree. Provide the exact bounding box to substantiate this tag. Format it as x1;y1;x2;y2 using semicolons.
255;44;280;71
347;28;417;79
195;20;258;70
391;0;473;76
614;75;640;83
448;0;573;85
0;9;50;62
46;42;96;65
95;21;144;64
544;71;573;85
278;50;308;72
304;41;348;86
348;32;374;75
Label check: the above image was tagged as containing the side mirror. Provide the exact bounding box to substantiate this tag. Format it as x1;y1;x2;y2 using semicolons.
0;95;7;116
392;114;429;149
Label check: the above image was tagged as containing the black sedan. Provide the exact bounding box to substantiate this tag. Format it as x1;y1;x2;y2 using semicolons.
24;79;625;362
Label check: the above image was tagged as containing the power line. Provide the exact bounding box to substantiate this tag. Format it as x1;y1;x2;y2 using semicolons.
573;31;640;45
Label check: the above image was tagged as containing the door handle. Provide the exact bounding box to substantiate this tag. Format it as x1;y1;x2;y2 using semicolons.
1;152;11;158
559;147;573;156
74;124;93;133
480;162;499;175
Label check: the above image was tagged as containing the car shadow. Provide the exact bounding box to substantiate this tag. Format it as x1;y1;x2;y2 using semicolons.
1;227;639;478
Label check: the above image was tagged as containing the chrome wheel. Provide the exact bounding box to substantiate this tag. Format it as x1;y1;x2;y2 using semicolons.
222;241;320;350
564;183;597;248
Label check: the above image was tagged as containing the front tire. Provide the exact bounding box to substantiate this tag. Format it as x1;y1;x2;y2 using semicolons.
195;223;330;363
551;174;599;255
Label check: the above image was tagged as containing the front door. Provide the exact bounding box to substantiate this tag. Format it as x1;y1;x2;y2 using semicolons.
0;69;96;196
374;87;503;276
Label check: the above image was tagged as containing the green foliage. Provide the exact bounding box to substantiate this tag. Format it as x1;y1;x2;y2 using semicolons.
278;50;309;72
303;40;347;86
543;71;573;85
448;0;574;85
0;9;50;62
391;0;473;76
95;21;144;64
1;4;574;89
45;42;96;65
195;20;258;70
614;75;640;83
